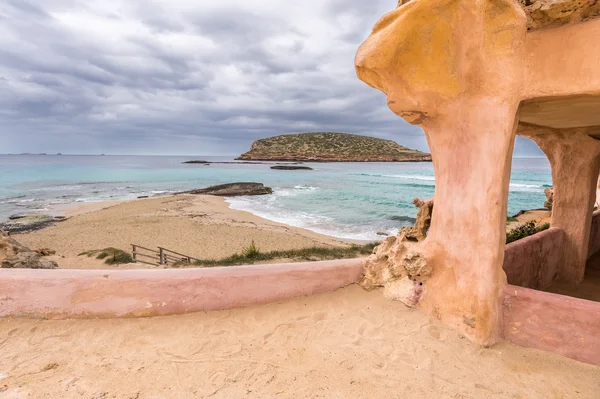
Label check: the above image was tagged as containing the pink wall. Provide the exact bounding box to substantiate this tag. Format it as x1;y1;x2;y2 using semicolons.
502;210;600;290
0;259;363;319
587;210;600;258
503;285;600;366
502;227;565;289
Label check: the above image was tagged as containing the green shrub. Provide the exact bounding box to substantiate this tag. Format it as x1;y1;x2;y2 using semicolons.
191;242;380;268
241;240;261;259
79;247;134;265
506;222;550;244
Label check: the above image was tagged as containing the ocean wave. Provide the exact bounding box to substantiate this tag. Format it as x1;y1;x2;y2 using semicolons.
351;173;436;181
294;185;319;191
226;196;398;241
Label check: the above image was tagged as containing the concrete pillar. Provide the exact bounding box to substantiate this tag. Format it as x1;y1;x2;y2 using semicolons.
354;0;527;346
519;124;600;283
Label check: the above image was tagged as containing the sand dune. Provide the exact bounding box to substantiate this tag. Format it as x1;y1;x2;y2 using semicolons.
1;285;598;398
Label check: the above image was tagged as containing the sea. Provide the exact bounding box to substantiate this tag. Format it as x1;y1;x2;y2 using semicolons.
0;155;552;241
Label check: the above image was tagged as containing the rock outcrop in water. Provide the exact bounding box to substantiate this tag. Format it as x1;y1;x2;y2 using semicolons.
237;132;431;162
270;166;313;171
0;230;58;269
177;182;273;197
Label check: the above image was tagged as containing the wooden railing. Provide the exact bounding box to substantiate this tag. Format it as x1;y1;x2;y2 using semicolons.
131;244;199;266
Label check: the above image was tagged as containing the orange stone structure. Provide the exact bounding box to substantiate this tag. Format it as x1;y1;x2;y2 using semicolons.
355;0;600;346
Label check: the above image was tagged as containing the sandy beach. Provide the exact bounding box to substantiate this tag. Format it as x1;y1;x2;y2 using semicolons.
0;285;598;398
14;195;351;269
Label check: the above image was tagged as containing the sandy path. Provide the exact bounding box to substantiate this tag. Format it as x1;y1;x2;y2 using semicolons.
14;195;350;269
0;285;598;399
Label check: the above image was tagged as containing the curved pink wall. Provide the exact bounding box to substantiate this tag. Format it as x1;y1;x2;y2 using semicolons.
503;285;600;366
587;210;600;258
0;259;363;319
502;227;565;289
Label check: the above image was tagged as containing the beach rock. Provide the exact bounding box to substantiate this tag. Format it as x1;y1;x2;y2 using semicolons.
34;248;56;256
517;0;600;31
1;214;55;234
182;160;209;164
405;198;433;242
544;187;554;210
177;182;273;197
359;197;434;307
270;166;314;171
397;0;600;31
0;230;58;269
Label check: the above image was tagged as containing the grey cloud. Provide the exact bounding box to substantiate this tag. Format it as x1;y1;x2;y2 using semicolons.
0;0;543;157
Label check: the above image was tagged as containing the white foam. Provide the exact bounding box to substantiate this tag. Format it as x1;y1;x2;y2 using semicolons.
227;196;391;241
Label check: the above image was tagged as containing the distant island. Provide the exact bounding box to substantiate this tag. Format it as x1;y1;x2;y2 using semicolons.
235;132;431;162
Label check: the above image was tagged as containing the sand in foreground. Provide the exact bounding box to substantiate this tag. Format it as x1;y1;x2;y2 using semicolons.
0;285;598;398
15;195;350;269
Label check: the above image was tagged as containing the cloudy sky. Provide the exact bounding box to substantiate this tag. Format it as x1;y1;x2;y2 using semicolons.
0;0;542;156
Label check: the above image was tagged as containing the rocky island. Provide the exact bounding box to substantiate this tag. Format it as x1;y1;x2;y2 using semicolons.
236;132;431;162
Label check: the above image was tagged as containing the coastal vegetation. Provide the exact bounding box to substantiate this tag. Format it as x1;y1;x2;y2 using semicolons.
79;247;134;265
236;132;432;162
184;242;380;267
506;222;551;244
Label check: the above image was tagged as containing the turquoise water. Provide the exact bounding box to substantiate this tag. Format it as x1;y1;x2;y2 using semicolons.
0;155;551;241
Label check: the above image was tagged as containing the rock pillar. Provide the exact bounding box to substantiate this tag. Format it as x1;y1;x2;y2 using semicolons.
354;0;527;345
520;124;600;283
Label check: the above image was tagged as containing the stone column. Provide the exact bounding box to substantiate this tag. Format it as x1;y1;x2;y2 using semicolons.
417;99;518;345
354;0;527;346
520;124;600;283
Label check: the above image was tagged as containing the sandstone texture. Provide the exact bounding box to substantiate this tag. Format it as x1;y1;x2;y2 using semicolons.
518;0;600;31
236;132;431;162
544;187;554;210
360;198;433;307
397;0;600;30
0;230;58;269
177;183;273;197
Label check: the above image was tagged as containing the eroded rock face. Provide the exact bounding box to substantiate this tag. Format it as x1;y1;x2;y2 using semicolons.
518;0;600;31
0;230;58;269
544;187;554;210
396;0;600;31
359;198;433;308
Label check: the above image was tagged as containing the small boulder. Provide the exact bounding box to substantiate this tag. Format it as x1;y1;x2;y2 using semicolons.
0;230;58;269
34;248;56;256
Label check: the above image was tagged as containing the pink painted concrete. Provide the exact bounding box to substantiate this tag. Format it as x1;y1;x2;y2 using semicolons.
587;210;600;258
524;18;600;100
503;285;600;366
0;259;363;319
520;124;600;284
502;227;565;290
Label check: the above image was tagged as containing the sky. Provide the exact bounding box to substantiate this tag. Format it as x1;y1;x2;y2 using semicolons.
0;0;543;156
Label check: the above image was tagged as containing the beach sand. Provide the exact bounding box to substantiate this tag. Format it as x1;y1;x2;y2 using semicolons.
14;195;351;269
0;285;598;398
506;209;552;232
